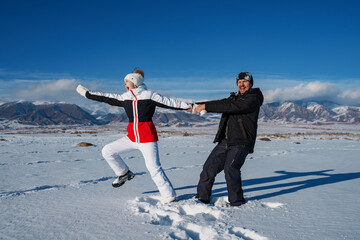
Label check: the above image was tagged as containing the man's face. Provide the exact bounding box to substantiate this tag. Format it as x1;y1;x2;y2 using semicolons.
237;79;252;94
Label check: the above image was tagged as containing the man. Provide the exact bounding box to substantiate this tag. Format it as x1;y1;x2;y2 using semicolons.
194;72;263;206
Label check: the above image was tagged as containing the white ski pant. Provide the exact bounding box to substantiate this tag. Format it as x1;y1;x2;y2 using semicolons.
101;136;176;199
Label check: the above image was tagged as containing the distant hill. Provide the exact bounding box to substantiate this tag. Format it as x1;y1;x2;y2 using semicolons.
0;101;103;126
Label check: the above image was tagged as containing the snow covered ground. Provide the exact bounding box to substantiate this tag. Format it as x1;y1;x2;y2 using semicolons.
0;127;359;239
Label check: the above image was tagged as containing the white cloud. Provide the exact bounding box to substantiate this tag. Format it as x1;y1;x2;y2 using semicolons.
1;78;122;113
16;79;78;100
0;68;74;80
1;72;360;107
263;81;341;103
338;88;360;105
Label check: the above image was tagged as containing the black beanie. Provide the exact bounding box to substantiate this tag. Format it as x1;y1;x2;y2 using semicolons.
236;72;253;86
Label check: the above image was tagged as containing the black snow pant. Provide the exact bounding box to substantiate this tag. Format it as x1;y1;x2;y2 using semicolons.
197;139;250;206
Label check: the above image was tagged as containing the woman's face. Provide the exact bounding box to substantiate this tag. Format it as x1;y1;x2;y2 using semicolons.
124;79;136;91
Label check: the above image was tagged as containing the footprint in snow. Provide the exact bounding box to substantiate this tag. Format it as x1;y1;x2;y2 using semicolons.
130;195;270;240
262;202;284;209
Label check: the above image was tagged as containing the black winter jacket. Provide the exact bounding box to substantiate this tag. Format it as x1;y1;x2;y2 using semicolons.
203;88;263;153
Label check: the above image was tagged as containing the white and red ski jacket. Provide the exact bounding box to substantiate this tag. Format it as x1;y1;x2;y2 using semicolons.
85;84;190;143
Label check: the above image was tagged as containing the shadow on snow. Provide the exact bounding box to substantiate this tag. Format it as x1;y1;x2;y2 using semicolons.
143;170;360;201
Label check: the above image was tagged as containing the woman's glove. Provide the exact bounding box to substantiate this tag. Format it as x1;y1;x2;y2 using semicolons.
76;85;89;98
192;104;207;116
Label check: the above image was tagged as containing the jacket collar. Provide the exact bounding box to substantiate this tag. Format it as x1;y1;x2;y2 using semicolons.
130;84;148;94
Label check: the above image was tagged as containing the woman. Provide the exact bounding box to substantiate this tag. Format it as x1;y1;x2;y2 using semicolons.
76;69;191;203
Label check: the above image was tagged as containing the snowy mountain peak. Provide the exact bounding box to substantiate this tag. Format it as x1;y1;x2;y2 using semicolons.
260;101;359;124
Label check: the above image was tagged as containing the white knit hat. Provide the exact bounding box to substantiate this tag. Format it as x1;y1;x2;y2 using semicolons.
124;73;144;86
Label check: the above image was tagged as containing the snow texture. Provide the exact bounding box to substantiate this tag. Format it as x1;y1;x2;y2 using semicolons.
0;128;359;239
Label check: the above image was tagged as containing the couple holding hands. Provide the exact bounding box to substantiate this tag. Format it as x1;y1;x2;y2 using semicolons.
76;69;263;206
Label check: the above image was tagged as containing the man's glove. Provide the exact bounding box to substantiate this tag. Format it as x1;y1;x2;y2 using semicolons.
76;85;89;98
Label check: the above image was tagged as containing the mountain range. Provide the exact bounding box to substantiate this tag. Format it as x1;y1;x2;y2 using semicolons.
0;101;102;126
259;102;359;124
0;101;359;128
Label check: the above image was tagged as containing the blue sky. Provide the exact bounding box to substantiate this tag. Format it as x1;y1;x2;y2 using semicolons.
1;0;360;108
